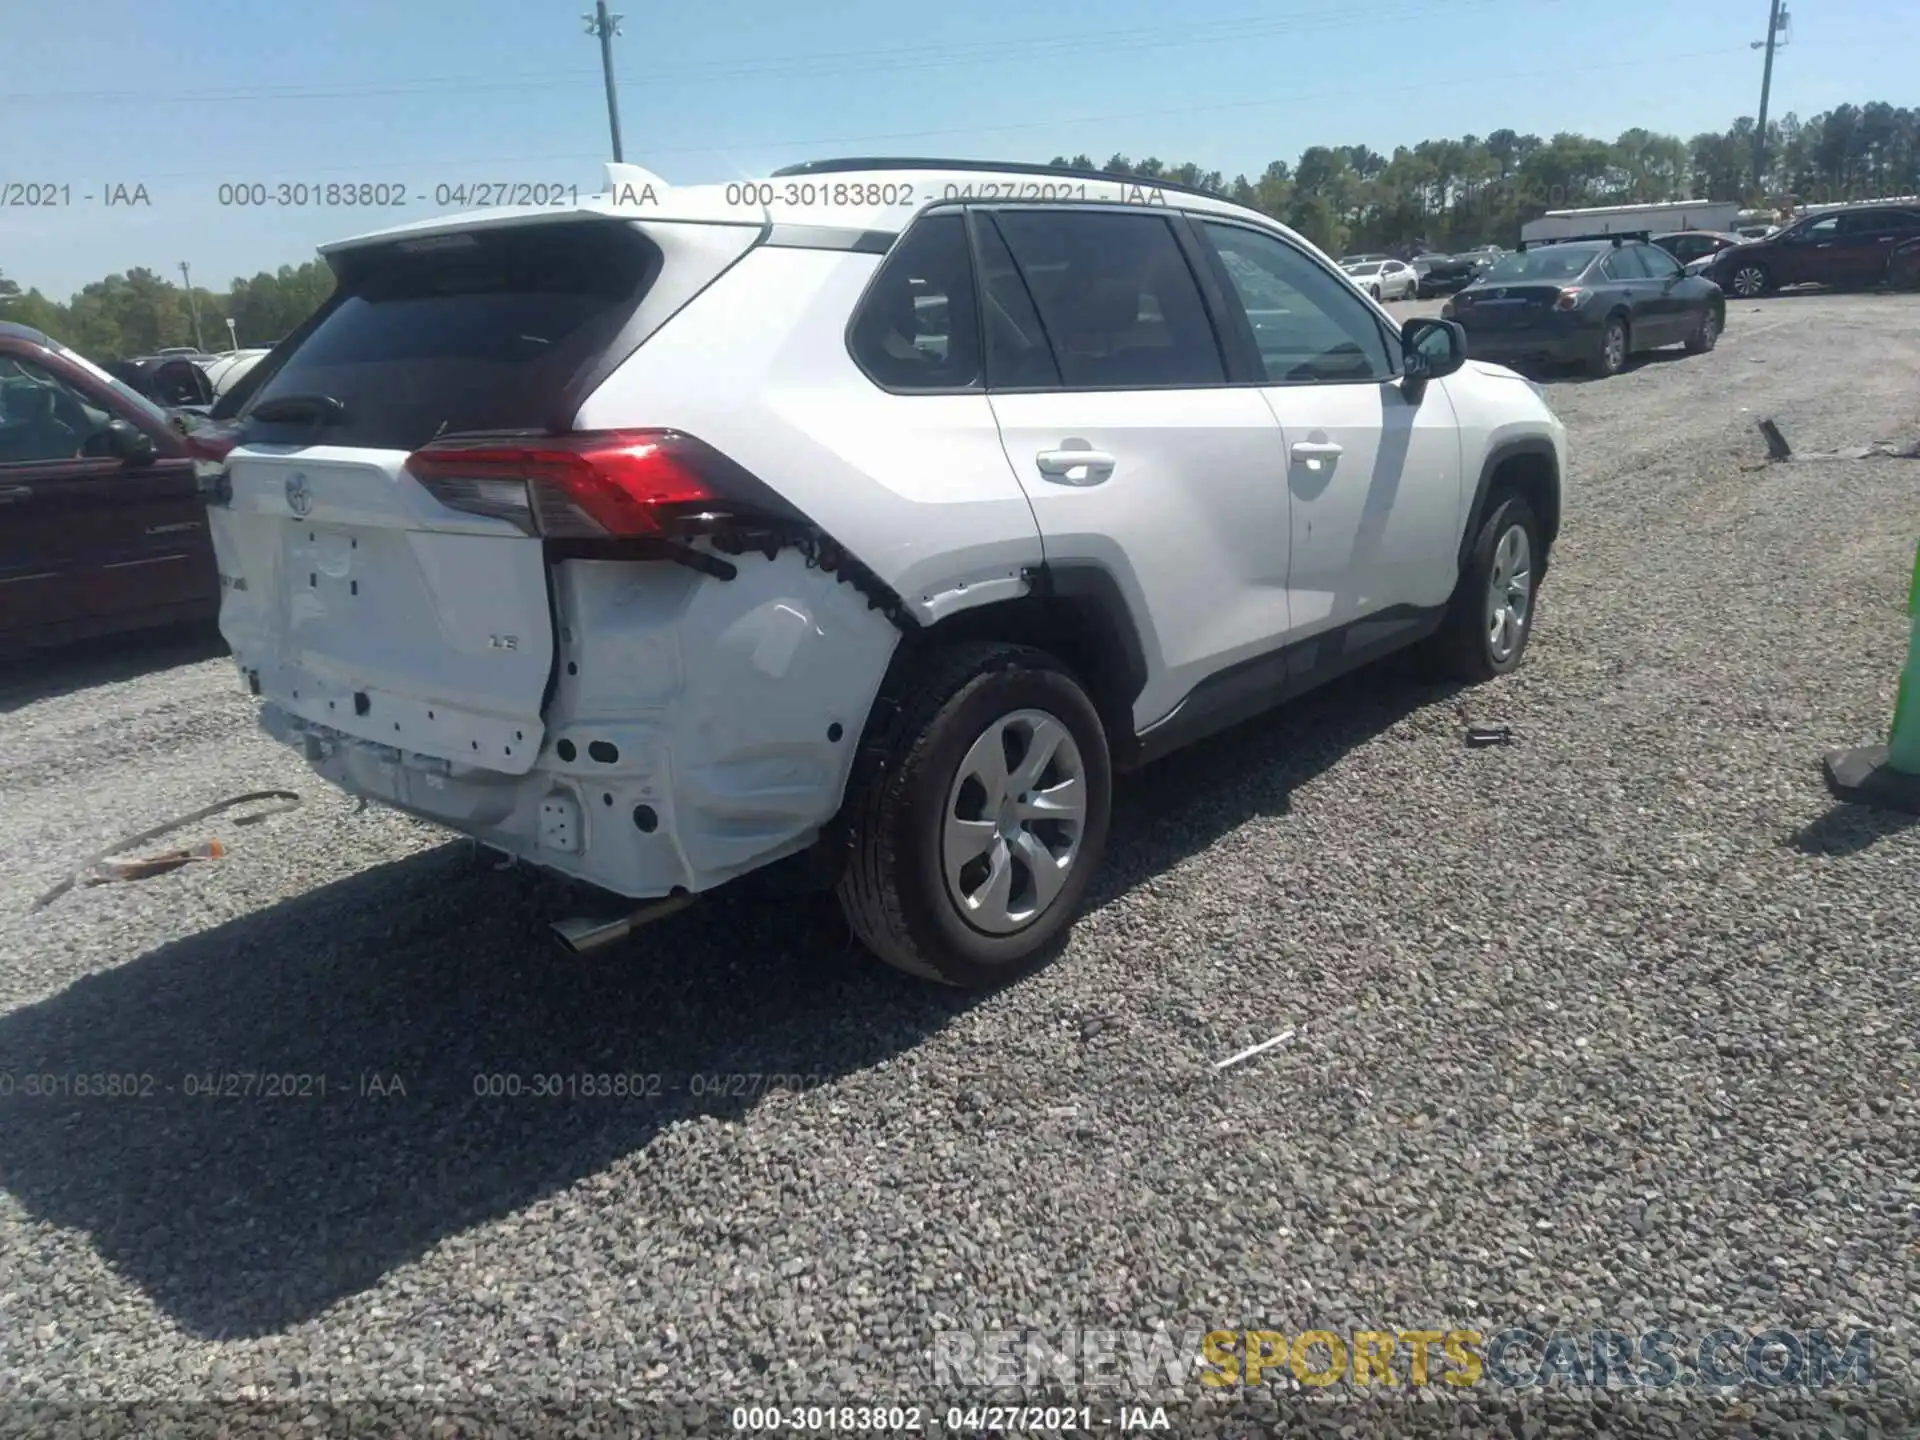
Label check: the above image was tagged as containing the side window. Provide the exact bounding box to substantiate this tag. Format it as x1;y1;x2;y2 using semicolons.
974;216;1061;389
0;354;108;463
1637;245;1683;279
1601;247;1644;280
988;210;1226;389
847;212;981;392
1798;215;1841;240
1197;220;1394;384
1841;209;1907;235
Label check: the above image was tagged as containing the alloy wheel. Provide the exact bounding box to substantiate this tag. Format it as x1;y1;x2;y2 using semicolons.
942;709;1088;935
1731;266;1768;298
1485;524;1533;664
1603;322;1627;373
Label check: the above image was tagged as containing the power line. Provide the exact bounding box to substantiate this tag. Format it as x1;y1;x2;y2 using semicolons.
7;0;1586;108
125;42;1806;184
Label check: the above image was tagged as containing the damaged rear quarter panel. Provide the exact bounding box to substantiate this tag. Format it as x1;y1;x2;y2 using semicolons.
543;546;901;893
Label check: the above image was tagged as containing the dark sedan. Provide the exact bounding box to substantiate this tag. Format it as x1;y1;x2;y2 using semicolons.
1444;235;1726;378
1414;253;1479;297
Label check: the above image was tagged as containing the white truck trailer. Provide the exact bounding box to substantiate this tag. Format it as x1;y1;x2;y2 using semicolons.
1520;199;1740;243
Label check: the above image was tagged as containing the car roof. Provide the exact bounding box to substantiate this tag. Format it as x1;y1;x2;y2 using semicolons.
320;158;1310;260
0;320;52;347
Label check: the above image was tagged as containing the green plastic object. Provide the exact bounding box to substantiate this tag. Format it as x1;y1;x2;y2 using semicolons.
1888;540;1920;776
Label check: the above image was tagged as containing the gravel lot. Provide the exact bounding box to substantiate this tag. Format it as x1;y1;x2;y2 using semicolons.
2;291;1917;1437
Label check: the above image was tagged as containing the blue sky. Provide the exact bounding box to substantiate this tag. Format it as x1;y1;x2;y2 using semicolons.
2;0;1902;302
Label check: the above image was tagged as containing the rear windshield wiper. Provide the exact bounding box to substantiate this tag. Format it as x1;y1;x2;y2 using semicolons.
250;393;348;426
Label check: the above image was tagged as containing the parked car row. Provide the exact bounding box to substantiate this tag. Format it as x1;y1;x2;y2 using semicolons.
1442;232;1725;378
1337;246;1509;301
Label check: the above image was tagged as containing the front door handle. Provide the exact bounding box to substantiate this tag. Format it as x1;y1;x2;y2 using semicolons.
1291;441;1344;462
0;485;32;503
1035;448;1115;485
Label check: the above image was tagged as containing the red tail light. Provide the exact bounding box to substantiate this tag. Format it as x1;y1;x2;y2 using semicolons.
405;431;764;538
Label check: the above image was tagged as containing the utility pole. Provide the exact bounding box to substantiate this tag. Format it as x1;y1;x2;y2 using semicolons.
583;1;625;163
179;261;206;351
1751;0;1788;198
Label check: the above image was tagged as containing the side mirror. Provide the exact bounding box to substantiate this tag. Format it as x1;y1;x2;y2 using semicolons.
103;418;157;466
1401;317;1467;388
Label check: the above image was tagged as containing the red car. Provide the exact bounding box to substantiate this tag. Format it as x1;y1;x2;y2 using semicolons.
0;321;219;651
1704;203;1920;297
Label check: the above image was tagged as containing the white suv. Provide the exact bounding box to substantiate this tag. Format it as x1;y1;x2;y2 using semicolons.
201;159;1567;989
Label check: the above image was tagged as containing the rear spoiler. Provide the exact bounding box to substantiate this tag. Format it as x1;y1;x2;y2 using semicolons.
1518;230;1652;252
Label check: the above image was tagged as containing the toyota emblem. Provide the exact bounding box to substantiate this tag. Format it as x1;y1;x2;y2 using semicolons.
285;472;312;517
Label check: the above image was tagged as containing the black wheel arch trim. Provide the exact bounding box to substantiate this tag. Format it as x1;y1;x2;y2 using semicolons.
1459;434;1561;579
1027;560;1152;754
865;558;1154;770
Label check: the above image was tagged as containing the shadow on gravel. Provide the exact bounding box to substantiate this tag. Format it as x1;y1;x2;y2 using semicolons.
0;659;1452;1338
1530;347;1698;386
1787;802;1919;855
0;623;227;714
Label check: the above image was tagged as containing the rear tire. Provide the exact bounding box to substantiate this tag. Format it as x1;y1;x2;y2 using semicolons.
1429;492;1542;682
1683;305;1721;353
837;642;1112;989
1370;285;1381;300
1587;315;1629;377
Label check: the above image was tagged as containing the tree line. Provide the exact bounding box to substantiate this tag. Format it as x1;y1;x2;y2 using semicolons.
1048;99;1916;254
0;262;333;363
1;100;1912;360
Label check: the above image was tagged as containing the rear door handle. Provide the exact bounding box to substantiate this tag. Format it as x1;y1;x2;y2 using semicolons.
1035;448;1115;485
0;485;32;503
1291;441;1344;461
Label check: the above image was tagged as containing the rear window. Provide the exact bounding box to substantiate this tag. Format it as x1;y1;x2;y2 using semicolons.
242;220;661;452
1483;247;1600;282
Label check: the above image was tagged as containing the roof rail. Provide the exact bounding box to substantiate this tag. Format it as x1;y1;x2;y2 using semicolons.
1517;229;1651;251
769;156;1230;203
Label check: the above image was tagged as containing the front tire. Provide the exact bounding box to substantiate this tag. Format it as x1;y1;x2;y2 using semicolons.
1430;492;1542;682
1727;262;1772;298
1370;285;1382;300
1684;304;1721;353
837;642;1112;988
